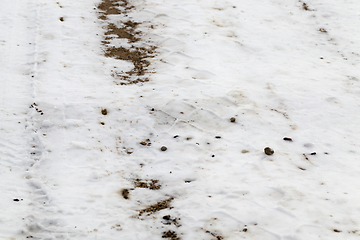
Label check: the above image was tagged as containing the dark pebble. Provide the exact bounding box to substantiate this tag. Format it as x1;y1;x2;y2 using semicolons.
215;136;221;139
163;215;171;220
13;199;20;202
161;146;167;151
311;152;316;155
283;137;293;142
101;109;107;115
230;117;236;122
121;189;130;199
264;147;274;155
140;142;147;146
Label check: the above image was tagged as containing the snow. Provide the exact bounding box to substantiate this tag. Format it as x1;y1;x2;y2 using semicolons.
1;0;360;239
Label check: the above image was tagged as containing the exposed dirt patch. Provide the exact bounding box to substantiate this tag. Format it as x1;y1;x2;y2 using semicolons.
97;0;156;85
104;22;140;43
98;0;133;18
162;230;180;240
162;215;182;227
105;46;156;78
134;179;161;190
139;198;174;216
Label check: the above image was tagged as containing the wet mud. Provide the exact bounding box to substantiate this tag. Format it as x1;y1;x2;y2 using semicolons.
97;0;156;85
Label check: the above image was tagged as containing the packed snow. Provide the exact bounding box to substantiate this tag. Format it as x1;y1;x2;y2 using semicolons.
1;0;360;239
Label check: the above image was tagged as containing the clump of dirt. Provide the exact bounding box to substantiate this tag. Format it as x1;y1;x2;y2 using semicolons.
139;139;151;146
162;215;182;227
97;0;156;85
101;108;108;115
264;147;274;155
162;230;180;240
105;46;156;77
299;1;314;11
134;179;161;190
104;23;140;43
121;188;130;199
98;0;133;19
139;198;174;216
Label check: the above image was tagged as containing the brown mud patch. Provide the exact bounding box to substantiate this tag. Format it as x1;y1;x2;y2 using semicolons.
97;0;156;85
134;179;161;190
98;0;134;17
139;198;174;216
121;188;130;199
162;230;181;240
162;215;182;227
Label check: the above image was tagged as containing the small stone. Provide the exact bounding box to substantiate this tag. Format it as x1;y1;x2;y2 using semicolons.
310;152;316;155
283;137;292;142
121;189;130;199
215;136;221;139
230;117;236;122
264;147;274;155
161;146;167;151
140;142;147;146
101;108;107;115
163;215;171;220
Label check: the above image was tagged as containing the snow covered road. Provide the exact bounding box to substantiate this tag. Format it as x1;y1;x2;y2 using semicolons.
1;0;360;239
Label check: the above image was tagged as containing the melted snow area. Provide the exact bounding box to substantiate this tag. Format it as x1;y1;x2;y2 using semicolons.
1;0;360;239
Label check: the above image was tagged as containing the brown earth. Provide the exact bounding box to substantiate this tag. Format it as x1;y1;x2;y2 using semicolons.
139;198;174;216
97;0;156;85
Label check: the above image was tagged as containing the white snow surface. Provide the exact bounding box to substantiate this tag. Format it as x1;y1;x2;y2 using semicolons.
1;0;360;239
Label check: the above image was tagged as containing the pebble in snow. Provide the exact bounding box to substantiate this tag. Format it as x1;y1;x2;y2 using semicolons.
264;147;274;155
